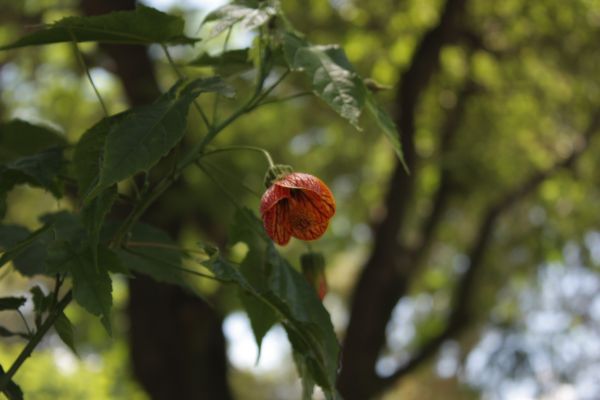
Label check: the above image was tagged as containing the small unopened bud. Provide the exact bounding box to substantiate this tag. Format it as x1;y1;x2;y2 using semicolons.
300;251;327;300
264;164;294;188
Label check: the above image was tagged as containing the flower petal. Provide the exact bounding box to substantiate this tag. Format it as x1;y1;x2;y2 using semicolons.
263;202;292;245
260;183;290;215
276;173;335;218
290;219;329;241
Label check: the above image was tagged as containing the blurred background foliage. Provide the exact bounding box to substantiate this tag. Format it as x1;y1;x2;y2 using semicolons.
1;0;600;399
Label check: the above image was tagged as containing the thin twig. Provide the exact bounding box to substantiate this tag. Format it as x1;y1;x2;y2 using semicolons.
16;310;32;337
161;44;211;130
68;30;108;117
212;26;234;124
0;291;72;392
202;145;275;167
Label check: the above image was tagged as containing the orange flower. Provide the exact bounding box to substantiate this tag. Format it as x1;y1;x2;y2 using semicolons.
260;172;336;245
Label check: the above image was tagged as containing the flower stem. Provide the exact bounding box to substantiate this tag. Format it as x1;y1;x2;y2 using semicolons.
203;145;276;168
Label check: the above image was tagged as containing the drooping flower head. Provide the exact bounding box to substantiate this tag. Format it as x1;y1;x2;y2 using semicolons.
260;169;336;246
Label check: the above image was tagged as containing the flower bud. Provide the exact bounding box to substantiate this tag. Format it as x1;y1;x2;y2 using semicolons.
300;251;327;300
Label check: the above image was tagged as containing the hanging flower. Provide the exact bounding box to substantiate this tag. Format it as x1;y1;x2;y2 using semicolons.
260;170;336;245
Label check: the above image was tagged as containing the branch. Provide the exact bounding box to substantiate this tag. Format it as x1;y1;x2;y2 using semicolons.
378;111;600;388
338;1;470;397
0;290;72;394
410;80;480;262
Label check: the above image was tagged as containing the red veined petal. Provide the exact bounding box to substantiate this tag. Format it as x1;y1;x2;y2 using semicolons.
289;217;329;241
262;201;292;245
276;173;335;219
260;184;290;215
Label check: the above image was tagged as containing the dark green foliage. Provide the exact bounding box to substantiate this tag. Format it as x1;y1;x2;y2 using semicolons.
202;208;340;399
115;224;189;288
0;225;52;275
0;2;409;396
0;5;197;50
0;120;66;162
0;365;24;400
73;113;129;199
47;243;114;334
0;120;67;217
0;297;26;311
84;77;234;201
29;285;53;331
54;312;77;355
0;327;28;339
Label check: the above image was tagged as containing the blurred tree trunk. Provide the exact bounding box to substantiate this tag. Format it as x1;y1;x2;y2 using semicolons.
338;0;468;398
80;1;232;399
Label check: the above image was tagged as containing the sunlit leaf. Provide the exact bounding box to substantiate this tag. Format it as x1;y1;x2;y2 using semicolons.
283;32;367;129
0;5;197;50
203;3;277;38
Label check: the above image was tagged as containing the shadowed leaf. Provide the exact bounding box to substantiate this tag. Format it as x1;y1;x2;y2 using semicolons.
0;5;198;50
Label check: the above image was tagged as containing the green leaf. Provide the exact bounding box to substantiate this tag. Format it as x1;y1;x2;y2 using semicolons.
366;94;408;172
81;185;117;266
230;209;277;351
202;208;340;399
54;312;78;355
30;286;51;314
0;5;198;51
189;49;250;67
86;77;234;201
0;326;28;339
0;119;66;163
0;148;65;202
0;364;24;400
52;244;113;334
203;3;277;38
283;32;367;129
0;224;52;274
40;211;88;252
0;297;26;311
73;113;129;197
189;49;255;76
115;224;189;288
293;351;316;400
